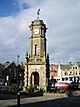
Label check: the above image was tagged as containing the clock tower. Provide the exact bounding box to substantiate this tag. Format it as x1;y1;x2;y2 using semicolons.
24;10;49;91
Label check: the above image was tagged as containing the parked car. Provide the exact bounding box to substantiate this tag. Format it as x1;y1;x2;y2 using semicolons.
55;82;69;89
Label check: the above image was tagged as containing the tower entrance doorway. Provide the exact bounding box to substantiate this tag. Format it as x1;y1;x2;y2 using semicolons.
31;72;39;87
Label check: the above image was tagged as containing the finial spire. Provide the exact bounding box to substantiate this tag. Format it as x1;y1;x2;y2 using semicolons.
37;9;40;19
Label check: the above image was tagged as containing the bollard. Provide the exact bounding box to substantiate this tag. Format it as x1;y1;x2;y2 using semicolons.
17;92;20;107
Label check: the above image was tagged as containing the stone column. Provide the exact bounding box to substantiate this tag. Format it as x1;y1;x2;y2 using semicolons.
23;65;27;91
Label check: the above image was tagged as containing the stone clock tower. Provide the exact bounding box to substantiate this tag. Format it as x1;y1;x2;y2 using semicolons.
24;10;49;91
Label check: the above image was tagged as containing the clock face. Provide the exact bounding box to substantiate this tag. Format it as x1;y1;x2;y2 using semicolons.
34;28;39;34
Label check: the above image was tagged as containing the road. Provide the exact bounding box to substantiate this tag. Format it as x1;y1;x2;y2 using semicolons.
0;93;80;107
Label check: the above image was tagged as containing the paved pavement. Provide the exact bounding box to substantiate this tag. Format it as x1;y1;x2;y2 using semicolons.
0;93;80;107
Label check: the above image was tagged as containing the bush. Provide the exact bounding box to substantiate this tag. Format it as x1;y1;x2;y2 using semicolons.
2;84;19;93
57;89;68;93
27;86;35;93
38;88;44;93
11;84;18;92
18;86;23;91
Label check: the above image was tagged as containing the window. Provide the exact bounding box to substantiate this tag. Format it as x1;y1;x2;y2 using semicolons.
9;68;12;75
2;71;4;77
14;68;16;77
35;44;37;56
75;67;77;69
0;79;2;82
73;66;78;69
69;77;72;81
9;68;11;72
41;29;42;35
76;72;77;75
70;71;72;74
65;78;68;81
62;78;64;81
65;72;67;75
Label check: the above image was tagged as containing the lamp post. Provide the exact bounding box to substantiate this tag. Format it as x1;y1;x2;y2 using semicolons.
17;91;20;107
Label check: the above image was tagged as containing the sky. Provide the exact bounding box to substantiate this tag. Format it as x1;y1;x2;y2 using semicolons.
0;0;80;64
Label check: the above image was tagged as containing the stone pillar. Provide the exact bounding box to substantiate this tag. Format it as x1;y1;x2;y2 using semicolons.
23;65;27;91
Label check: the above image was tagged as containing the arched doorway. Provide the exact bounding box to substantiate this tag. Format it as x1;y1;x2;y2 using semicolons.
31;72;39;87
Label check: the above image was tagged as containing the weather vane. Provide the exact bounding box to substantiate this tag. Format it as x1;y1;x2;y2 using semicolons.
37;9;40;19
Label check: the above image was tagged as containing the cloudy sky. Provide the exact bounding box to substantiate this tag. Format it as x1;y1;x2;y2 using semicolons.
0;0;80;64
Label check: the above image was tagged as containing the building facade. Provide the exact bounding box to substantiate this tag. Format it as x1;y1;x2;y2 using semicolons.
3;61;17;86
61;62;80;83
0;61;24;86
0;63;4;85
24;12;49;91
49;62;80;83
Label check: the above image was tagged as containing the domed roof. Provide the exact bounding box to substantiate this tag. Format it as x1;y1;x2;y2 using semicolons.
33;19;44;24
29;18;46;28
30;18;45;26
